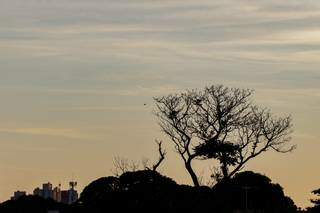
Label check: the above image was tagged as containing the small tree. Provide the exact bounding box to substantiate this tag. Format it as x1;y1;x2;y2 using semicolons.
155;85;295;184
148;140;167;171
111;141;166;177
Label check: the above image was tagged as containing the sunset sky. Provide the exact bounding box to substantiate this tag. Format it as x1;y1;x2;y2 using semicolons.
0;0;320;208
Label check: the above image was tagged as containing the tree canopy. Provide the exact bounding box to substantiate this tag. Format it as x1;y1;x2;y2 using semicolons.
77;170;297;212
155;85;295;184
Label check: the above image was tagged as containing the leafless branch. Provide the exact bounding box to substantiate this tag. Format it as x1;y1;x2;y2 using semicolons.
111;156;140;177
151;140;167;171
154;85;294;184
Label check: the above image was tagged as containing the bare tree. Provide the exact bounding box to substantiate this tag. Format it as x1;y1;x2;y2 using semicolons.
111;156;140;177
229;107;294;178
141;157;150;170
112;141;167;176
155;85;295;183
144;140;167;171
151;140;167;171
154;93;200;186
192;85;253;180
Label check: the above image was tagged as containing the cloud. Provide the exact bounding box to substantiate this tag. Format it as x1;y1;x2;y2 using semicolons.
49;106;145;112
2;0;320;68
46;84;180;96
0;127;89;139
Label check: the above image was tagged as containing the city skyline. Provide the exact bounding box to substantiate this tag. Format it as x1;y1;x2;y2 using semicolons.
0;0;320;208
11;181;78;204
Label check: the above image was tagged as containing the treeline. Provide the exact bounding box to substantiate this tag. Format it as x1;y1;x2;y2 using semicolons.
77;170;297;213
2;169;318;213
0;170;319;212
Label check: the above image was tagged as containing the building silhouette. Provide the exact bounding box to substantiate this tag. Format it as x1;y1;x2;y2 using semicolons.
10;191;26;200
53;185;61;202
32;181;78;204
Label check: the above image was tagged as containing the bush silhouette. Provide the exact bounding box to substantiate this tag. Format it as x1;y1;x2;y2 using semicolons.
79;176;120;211
212;171;297;212
77;170;296;212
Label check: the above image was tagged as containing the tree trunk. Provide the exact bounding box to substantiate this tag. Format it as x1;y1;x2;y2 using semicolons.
221;162;229;180
221;154;230;181
185;159;199;187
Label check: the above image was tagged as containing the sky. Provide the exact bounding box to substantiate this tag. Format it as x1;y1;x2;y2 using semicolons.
0;0;320;208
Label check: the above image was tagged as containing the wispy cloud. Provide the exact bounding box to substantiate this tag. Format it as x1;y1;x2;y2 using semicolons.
49;106;145;112
45;85;180;96
0;127;88;140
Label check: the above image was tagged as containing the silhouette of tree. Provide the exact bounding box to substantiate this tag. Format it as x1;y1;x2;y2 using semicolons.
145;140;167;171
111;156;140;177
79;176;120;207
193;86;294;181
1;171;296;212
154;93;200;186
111;141;166;177
79;170;179;211
155;85;295;183
77;170;296;212
212;171;297;212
